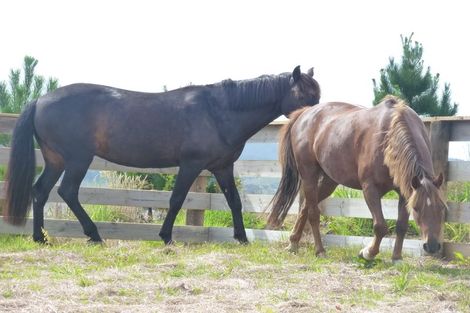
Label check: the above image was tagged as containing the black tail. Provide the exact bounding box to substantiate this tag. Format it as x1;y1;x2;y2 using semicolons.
267;108;307;228
3;101;37;225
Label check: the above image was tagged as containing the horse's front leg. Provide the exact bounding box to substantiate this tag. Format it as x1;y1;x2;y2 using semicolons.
213;164;248;244
392;195;409;262
360;185;388;260
159;162;203;245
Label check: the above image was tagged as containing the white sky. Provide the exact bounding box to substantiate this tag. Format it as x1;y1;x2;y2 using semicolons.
1;0;468;117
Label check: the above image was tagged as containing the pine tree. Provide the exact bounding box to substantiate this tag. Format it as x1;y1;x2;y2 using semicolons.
372;33;457;116
0;56;58;113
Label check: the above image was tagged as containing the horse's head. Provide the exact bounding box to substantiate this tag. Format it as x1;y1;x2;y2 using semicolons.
281;66;321;117
408;173;446;254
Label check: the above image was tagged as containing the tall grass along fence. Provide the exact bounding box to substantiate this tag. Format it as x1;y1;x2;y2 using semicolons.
0;113;469;258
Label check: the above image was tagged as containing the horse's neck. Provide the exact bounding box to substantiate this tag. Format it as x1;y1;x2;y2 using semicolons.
215;105;281;147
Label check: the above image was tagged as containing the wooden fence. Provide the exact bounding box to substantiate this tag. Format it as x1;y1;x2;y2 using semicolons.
0;113;469;258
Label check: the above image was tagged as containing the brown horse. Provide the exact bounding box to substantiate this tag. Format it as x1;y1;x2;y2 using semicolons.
3;66;321;245
268;96;446;261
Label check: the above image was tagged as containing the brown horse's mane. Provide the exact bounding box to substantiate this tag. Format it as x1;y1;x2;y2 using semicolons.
382;96;435;209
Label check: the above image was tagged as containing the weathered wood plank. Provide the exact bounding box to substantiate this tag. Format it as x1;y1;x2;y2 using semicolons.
208;226;290;243
319;198;398;219
1;181;468;223
3;145;468;181
430;120;468;258
447;202;470;223
0;114;17;134
0;182;210;209
429;121;450;196
0;218;208;242
322;234;425;256
449;120;470;141
0;147;281;177
4;114;470;141
448;160;470;182
234;160;281;177
247;124;281;143
443;242;470;259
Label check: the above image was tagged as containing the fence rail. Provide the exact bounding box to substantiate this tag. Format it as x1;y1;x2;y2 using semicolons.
0;114;469;258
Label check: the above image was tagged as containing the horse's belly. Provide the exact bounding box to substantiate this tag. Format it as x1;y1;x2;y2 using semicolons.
97;151;178;169
316;154;361;189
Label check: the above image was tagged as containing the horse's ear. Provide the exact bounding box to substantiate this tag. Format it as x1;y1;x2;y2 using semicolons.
292;65;301;83
433;173;444;188
411;176;421;190
307;67;314;77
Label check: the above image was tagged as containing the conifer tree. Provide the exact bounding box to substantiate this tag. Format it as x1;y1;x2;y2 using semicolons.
0;56;58;113
372;33;457;116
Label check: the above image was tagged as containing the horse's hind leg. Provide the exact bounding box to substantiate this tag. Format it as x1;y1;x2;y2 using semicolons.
288;164;329;254
287;185;310;253
32;162;64;243
58;159;102;242
307;174;337;256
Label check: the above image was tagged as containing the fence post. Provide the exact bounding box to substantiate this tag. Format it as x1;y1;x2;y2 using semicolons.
429;120;450;258
429;121;450;195
186;176;208;226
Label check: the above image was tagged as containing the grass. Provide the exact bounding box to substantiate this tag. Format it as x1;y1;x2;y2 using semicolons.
204;210;265;229
392;263;412;294
0;235;469;312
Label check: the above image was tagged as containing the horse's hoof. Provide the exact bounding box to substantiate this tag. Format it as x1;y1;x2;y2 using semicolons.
316;251;327;258
235;235;249;245
392;258;404;265
286;243;299;254
164;239;175;246
33;236;47;244
87;238;104;245
359;247;374;261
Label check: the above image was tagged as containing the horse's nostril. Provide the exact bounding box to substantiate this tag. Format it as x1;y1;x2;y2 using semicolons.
423;242;441;254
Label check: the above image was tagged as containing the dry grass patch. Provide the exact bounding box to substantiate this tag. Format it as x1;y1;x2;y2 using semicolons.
0;235;469;312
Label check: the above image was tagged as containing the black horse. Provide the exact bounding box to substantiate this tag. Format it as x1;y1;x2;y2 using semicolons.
3;66;320;244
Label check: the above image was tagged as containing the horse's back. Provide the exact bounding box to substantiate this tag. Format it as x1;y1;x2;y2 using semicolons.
291;102;398;189
32;83;215;167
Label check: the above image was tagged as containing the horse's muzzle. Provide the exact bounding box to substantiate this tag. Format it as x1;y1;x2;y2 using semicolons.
423;240;441;254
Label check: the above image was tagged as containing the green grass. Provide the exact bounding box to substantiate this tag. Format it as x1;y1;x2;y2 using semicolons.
204;211;265;229
392;263;412;294
0;234;38;252
78;276;94;287
447;182;470;202
1;235;469;311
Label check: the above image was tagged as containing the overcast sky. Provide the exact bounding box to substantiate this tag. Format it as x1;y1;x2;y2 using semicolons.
1;0;468;116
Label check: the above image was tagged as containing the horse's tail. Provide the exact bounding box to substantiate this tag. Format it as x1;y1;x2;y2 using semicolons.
267;107;308;228
3;101;37;226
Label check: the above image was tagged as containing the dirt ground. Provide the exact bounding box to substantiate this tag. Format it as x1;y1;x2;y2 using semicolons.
0;239;469;313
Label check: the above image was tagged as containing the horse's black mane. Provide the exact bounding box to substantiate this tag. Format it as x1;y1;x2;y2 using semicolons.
217;73;291;111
